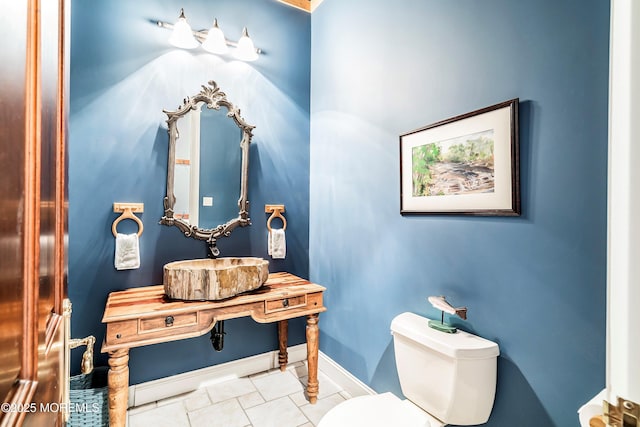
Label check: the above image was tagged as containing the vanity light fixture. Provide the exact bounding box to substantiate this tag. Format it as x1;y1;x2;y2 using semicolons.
158;9;261;61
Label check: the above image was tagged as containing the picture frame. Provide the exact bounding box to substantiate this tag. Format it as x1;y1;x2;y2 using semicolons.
400;98;520;216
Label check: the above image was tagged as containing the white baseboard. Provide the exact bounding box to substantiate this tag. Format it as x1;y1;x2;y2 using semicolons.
128;345;374;408
318;351;376;398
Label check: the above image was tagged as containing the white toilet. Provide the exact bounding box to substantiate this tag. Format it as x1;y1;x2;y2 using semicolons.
319;312;500;427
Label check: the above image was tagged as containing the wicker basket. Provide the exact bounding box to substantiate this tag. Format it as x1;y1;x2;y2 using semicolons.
67;335;109;427
68;367;109;427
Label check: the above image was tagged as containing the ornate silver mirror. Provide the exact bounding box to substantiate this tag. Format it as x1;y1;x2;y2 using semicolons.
161;81;254;256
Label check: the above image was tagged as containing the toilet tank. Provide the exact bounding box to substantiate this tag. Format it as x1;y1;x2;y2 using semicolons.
390;312;499;426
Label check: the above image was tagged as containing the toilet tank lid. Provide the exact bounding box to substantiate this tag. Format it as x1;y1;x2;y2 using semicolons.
390;312;500;359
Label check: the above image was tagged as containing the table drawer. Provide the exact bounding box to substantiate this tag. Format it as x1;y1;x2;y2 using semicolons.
139;312;198;333
265;295;307;314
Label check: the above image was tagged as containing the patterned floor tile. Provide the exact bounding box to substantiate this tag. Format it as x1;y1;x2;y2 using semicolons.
206;377;257;404
251;370;305;401
187;398;250;427
244;396;309;427
128;402;190;427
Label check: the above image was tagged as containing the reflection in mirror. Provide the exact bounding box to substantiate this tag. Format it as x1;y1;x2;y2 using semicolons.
173;104;242;229
161;81;254;256
199;105;243;228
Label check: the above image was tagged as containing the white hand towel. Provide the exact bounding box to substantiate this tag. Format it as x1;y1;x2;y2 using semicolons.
268;228;286;259
114;233;140;270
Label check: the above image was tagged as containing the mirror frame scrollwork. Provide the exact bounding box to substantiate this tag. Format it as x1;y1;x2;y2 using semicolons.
160;81;255;256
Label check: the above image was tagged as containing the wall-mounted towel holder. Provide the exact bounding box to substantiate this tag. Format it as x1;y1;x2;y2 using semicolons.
112;202;144;237
265;204;287;231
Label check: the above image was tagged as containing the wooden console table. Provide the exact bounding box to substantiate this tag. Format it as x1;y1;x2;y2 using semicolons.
101;272;326;427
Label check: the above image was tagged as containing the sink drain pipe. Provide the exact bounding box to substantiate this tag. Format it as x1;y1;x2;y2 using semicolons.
210;320;226;351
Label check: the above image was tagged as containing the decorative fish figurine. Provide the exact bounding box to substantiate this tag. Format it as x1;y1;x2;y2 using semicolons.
428;296;468;320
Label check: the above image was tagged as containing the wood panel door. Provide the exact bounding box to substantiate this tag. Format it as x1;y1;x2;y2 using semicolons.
0;0;68;426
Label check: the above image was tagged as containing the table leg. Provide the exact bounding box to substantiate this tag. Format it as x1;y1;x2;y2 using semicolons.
108;348;129;427
306;313;319;404
278;320;289;371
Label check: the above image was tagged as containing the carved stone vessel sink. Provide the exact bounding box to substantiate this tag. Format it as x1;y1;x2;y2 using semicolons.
163;257;269;301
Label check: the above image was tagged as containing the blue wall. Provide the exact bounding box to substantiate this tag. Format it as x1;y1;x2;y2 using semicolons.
68;0;311;383
309;1;609;426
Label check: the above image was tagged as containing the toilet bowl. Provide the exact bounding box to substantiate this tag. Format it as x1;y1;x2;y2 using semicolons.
319;312;500;426
318;392;440;427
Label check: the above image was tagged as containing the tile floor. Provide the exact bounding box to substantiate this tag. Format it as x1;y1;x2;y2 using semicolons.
127;362;352;427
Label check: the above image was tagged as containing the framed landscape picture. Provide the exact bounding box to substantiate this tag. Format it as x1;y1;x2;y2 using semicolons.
400;99;520;216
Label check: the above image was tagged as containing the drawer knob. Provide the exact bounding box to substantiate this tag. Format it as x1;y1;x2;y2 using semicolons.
282;298;289;308
165;316;174;327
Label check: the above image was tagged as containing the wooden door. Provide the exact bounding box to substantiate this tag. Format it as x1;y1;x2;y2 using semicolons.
0;0;68;426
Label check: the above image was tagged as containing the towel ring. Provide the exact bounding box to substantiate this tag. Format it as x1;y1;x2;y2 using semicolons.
112;208;144;237
265;204;287;232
